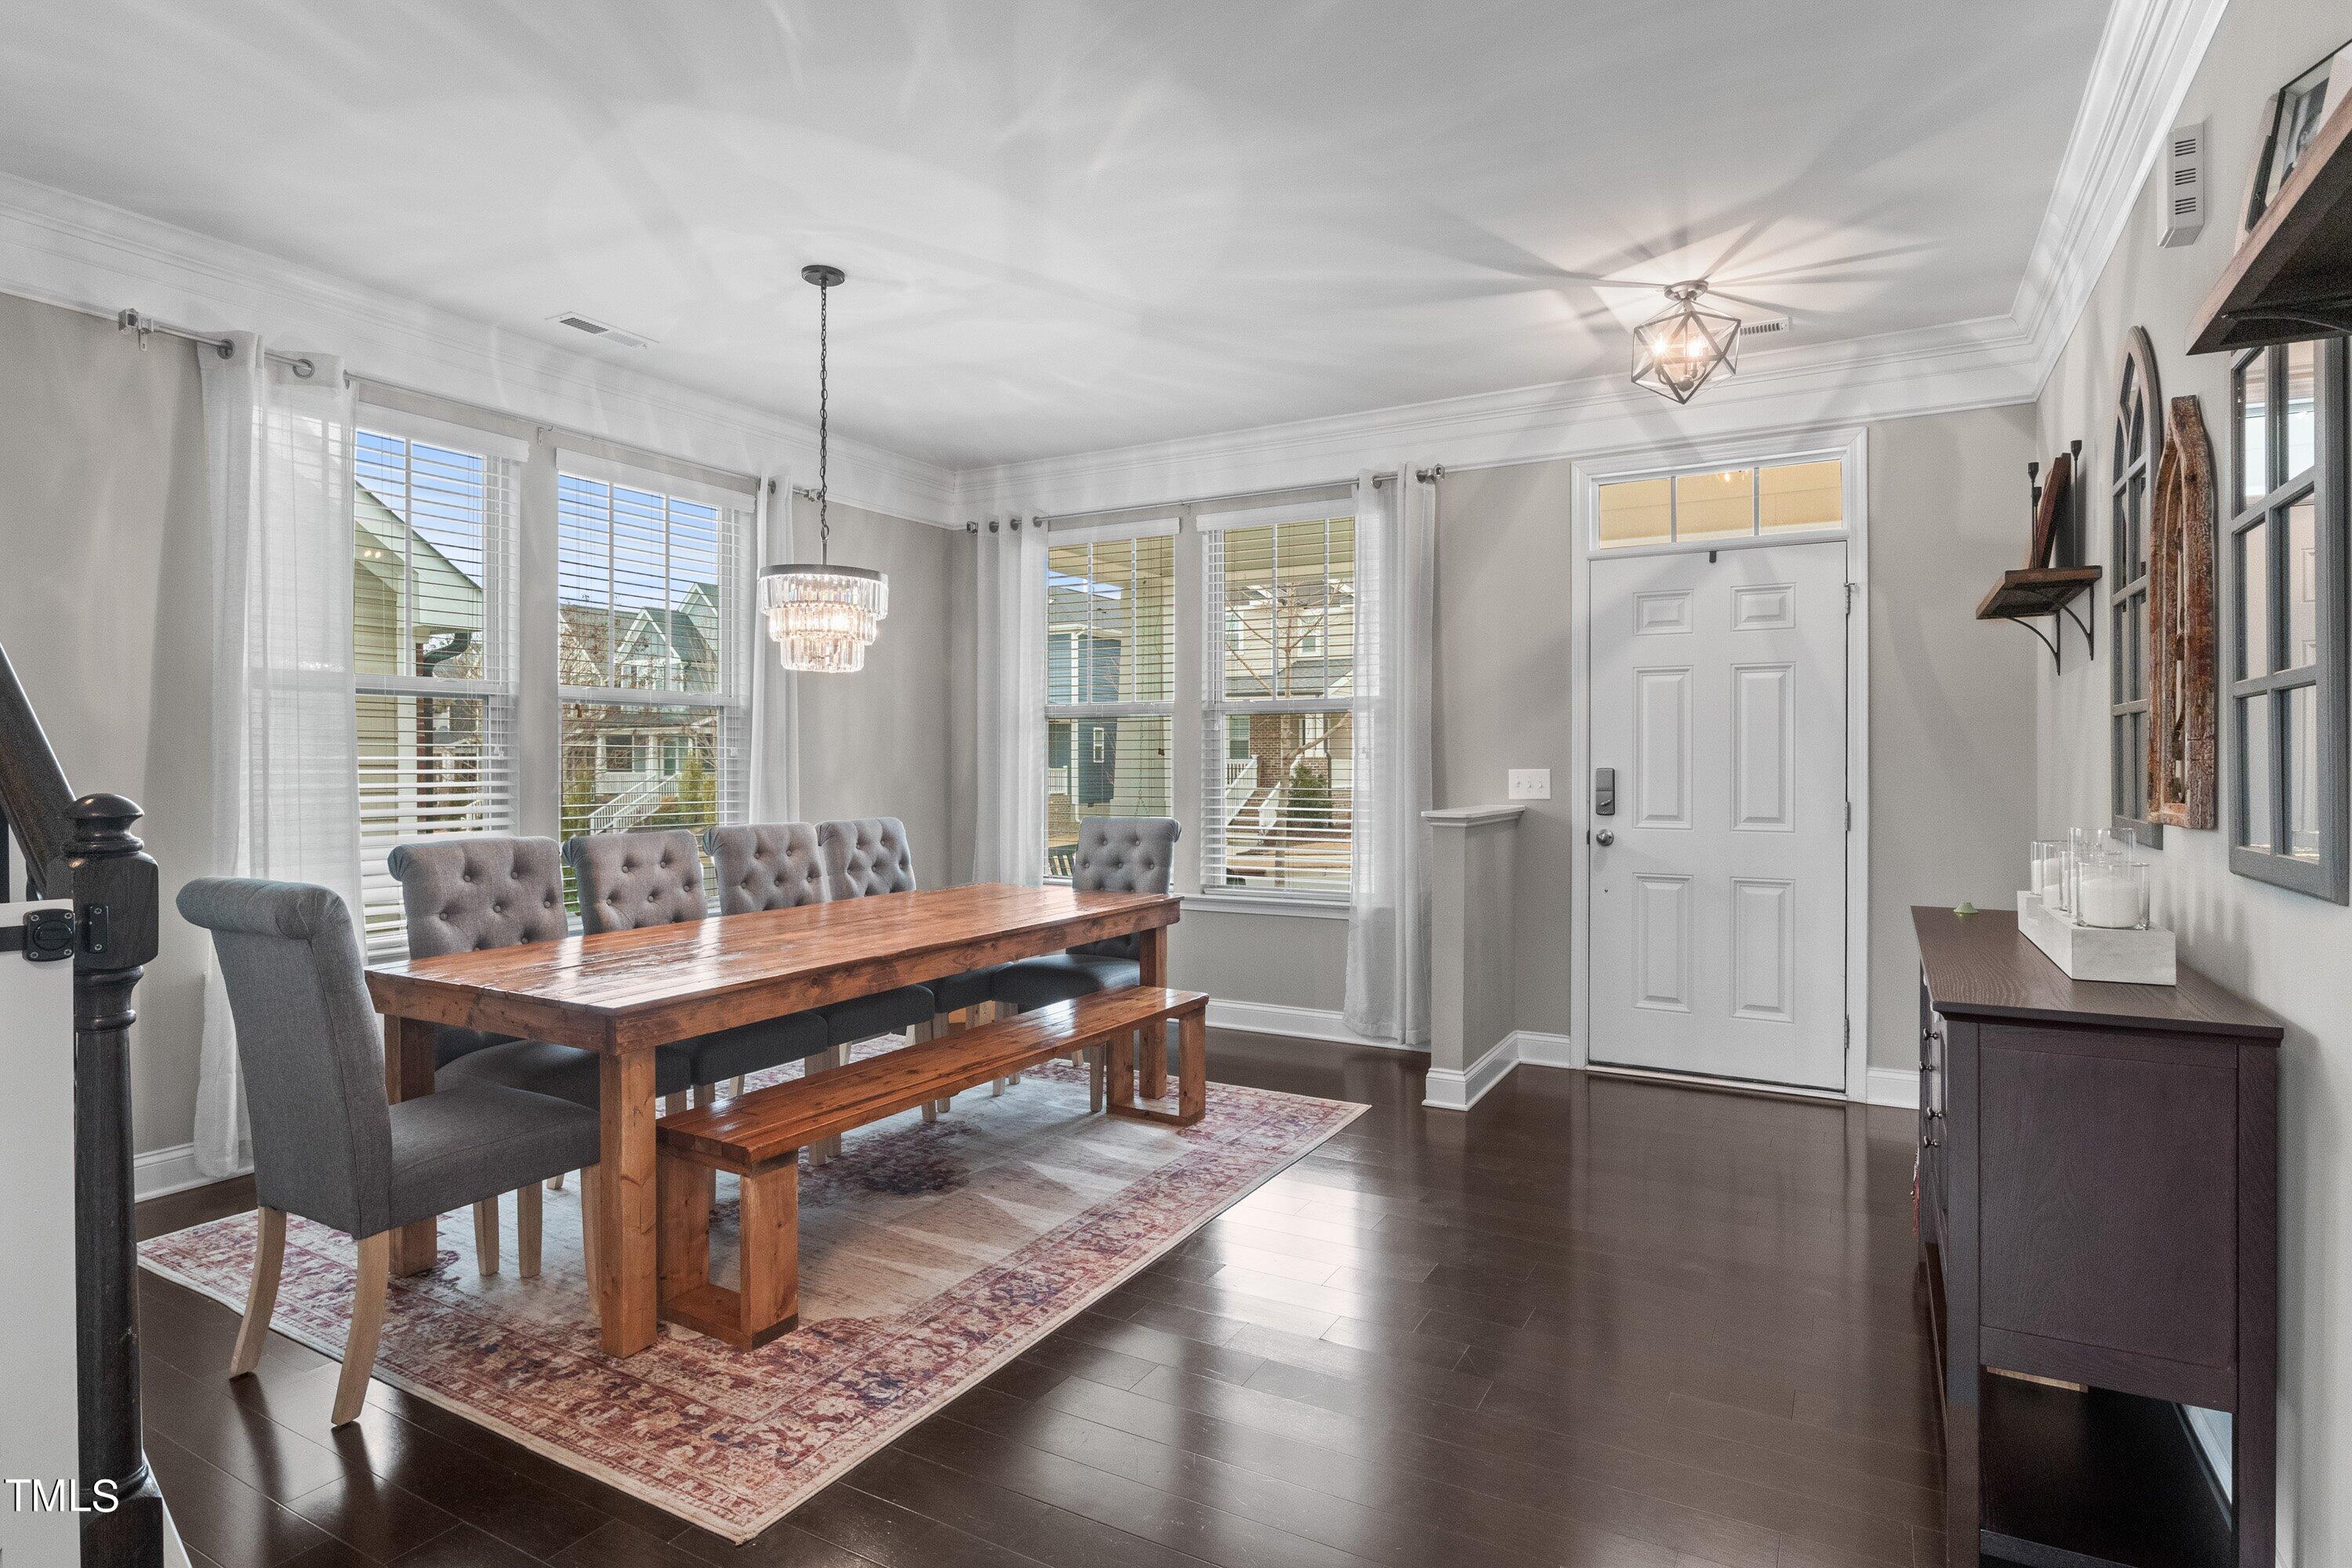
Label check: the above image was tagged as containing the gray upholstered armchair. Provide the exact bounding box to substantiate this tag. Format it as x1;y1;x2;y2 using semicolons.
177;877;600;1425
565;827;829;1101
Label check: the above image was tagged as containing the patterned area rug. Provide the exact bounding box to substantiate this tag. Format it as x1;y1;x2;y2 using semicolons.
140;1049;1363;1542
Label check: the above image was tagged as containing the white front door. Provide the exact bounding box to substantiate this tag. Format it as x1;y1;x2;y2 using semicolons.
1587;540;1849;1090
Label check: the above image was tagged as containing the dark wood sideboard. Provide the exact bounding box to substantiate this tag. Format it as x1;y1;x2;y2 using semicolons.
1913;908;2281;1568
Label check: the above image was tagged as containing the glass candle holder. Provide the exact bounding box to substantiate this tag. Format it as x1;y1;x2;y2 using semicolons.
2028;840;2068;903
2073;857;2149;930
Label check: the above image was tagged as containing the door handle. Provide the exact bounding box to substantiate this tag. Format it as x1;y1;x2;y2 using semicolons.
1593;829;1615;847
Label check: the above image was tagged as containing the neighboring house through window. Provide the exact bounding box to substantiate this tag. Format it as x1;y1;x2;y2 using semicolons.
350;414;521;957
557;454;753;908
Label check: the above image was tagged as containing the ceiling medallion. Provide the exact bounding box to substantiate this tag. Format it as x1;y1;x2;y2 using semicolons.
762;264;890;673
1631;281;1743;405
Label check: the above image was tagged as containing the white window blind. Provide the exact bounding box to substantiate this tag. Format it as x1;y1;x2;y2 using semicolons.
556;462;752;908
1043;531;1176;878
352;423;521;957
1201;510;1357;897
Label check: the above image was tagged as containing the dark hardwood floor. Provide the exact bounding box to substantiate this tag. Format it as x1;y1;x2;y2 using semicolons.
132;1031;1942;1567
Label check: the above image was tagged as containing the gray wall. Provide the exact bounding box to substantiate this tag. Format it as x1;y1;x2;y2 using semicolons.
2031;0;2352;1548
0;292;214;1156
1174;404;2041;1074
788;495;963;883
1865;403;2042;1067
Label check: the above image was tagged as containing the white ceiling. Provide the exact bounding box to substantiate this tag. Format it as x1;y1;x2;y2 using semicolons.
0;1;2109;470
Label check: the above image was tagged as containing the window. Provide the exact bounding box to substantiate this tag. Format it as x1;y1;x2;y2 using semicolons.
351;419;519;956
2228;338;2348;900
1044;530;1175;877
557;459;752;906
1594;456;1842;550
1201;508;1356;897
2111;332;2164;842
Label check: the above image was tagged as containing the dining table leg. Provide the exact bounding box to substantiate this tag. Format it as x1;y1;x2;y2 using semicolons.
383;1015;440;1276
1136;924;1169;1101
592;1047;660;1356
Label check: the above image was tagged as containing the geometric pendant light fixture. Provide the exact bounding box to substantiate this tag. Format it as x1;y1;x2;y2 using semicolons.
760;263;890;672
1630;280;1743;405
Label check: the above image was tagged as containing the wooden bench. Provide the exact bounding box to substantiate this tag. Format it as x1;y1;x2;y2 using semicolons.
653;985;1209;1347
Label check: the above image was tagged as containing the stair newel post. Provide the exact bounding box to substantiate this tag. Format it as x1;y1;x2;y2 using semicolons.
66;791;165;1568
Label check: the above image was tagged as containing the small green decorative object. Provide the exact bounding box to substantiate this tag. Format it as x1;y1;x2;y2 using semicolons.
1954;900;1979;916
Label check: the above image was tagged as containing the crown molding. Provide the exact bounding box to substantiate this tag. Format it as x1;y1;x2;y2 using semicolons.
0;170;959;527
2007;0;2233;379
955;311;2044;517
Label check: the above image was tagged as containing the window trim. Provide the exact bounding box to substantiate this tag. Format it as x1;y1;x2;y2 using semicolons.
1042;525;1179;885
350;415;523;957
1198;511;1357;901
2226;338;2350;902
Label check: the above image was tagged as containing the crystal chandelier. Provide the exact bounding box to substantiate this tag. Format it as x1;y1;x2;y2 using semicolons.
1630;281;1743;405
762;263;889;673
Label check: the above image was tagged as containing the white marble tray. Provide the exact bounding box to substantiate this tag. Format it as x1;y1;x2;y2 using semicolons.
2017;891;2176;985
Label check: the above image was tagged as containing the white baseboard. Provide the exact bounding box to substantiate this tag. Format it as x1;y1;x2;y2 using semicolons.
1424;1036;1519;1111
136;1142;249;1202
1509;1029;1577;1069
1865;1066;1921;1109
1205;998;1417;1051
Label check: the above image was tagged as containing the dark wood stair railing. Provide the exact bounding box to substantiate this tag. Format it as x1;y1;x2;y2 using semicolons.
0;643;166;1568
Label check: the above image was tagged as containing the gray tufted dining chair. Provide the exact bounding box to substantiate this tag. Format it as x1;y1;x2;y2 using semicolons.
565;827;829;1108
993;816;1179;1007
387;836;566;1069
811;817;940;1044
178;878;600;1426
811;816;950;1131
696;822;837;1094
394;837;695;1175
992;818;1180;1105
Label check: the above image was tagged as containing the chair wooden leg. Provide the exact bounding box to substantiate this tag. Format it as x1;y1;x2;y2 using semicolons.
728;1076;746;1098
228;1207;287;1378
473;1196;500;1276
517;1182;542;1279
332;1232;391;1426
921;1100;938;1124
548;1170;565;1192
1088;1046;1106;1114
662;1091;688;1116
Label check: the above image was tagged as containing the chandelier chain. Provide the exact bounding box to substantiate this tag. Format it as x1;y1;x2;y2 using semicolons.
817;275;829;563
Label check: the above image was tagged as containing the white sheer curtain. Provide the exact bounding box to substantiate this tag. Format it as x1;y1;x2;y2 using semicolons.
192;336;364;1178
972;514;1047;886
748;472;800;822
1343;467;1435;1046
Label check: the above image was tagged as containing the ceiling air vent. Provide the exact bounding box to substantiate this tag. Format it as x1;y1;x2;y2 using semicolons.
2159;120;2205;249
1737;314;1791;342
550;311;655;350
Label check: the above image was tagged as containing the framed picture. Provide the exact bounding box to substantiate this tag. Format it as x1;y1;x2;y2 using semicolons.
2241;42;2352;238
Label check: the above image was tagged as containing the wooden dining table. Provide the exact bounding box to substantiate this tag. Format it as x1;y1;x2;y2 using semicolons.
365;882;1181;1356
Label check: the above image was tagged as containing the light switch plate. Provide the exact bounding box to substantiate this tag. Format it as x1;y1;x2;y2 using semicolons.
1508;768;1551;800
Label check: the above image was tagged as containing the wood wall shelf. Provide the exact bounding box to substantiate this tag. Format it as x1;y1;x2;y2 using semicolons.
2191;87;2352;354
1977;564;2102;670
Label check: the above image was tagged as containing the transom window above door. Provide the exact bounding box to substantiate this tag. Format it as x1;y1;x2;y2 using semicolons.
1595;456;1845;551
